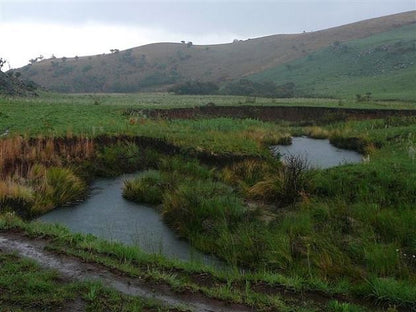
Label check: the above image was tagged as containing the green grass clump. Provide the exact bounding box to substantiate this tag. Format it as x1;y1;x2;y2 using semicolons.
364;243;400;277
163;179;246;236
94;142;144;176
327;300;366;312
365;277;416;306
0;165;86;217
122;156;214;206
123;170;166;205
29;165;87;214
158;156;213;180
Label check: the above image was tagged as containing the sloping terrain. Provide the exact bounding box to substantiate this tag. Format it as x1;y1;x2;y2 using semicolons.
249;23;416;101
15;11;416;94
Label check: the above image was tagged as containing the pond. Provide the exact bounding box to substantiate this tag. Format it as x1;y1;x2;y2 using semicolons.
37;174;220;266
271;137;362;169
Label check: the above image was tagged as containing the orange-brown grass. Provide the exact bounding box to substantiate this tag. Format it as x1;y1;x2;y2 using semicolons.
0;179;33;203
0;136;95;178
239;128;291;147
305;126;330;139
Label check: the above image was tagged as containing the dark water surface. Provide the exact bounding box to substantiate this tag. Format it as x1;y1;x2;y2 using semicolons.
271;137;362;168
37;174;219;265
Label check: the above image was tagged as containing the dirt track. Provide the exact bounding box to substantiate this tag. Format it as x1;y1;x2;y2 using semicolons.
0;232;253;312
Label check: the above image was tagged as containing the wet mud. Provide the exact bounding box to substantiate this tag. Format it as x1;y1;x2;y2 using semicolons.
0;232;253;312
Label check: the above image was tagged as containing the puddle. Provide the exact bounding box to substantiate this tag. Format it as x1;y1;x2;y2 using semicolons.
271;137;362;169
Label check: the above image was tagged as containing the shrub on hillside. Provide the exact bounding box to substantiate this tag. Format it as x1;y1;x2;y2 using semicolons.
168;81;219;95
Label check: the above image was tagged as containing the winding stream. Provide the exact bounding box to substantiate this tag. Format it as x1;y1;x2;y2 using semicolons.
37;138;361;267
37;174;219;266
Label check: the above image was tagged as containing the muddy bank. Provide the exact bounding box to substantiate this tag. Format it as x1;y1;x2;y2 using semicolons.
128;105;416;123
0;231;252;312
1;135;263;177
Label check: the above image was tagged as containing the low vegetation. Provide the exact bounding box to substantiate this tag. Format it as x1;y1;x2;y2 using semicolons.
0;92;415;311
0;251;179;311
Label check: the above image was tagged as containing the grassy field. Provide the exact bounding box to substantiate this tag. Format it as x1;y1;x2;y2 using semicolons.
250;23;416;101
1;92;415;135
1;93;415;311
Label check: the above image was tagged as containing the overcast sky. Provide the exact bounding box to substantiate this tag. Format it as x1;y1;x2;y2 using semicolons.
0;0;414;69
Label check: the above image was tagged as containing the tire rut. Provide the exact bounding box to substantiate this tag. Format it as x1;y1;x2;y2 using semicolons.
0;232;253;312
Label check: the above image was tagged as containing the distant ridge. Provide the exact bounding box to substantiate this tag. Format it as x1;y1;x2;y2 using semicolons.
15;10;416;97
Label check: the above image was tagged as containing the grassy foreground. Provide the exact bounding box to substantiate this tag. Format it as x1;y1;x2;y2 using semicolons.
0;250;180;311
0;93;415;311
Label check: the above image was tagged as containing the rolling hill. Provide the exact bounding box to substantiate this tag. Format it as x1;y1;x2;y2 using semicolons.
14;10;416;98
249;23;416;101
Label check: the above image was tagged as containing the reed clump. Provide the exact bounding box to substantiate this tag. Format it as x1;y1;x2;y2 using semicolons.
221;159;278;192
123;170;166;205
29;165;87;214
0;136;95;178
305;126;330;139
248;154;313;207
0;165;86;217
0;179;34;217
240;128;292;147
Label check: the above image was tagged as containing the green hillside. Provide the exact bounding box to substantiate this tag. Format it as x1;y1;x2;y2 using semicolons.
249;23;416;101
14;11;416;95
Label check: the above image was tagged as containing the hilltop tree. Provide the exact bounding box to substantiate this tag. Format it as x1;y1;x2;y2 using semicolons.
0;58;6;71
28;55;44;65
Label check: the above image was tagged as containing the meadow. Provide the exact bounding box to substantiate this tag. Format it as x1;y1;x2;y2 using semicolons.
0;92;415;311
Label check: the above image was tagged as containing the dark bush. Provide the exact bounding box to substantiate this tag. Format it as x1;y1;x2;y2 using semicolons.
168;81;219;95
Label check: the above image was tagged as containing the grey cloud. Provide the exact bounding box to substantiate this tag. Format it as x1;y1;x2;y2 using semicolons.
2;1;415;37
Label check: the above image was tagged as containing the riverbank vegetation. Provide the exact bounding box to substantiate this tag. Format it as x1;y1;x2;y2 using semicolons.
0;93;415;311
